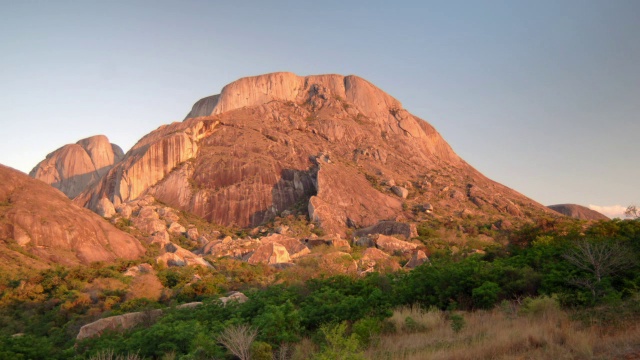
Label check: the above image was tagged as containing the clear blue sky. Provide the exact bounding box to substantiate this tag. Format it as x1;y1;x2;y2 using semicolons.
1;0;638;217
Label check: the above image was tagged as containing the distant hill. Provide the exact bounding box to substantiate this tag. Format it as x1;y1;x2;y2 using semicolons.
548;204;609;220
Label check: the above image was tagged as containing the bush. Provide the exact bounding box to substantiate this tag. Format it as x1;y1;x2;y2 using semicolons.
352;317;382;346
314;322;364;360
449;313;465;333
519;296;560;319
472;281;501;309
251;341;273;360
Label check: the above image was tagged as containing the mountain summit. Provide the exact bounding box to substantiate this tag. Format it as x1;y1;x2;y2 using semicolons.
74;72;550;236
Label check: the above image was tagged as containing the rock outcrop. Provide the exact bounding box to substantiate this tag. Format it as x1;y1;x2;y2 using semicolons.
76;302;203;340
74;72;553;237
0;165;145;270
30;135;124;198
548;204;609;221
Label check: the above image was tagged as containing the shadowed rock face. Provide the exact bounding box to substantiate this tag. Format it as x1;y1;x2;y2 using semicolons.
77;72;552;234
0;165;145;270
30;135;124;199
548;204;609;220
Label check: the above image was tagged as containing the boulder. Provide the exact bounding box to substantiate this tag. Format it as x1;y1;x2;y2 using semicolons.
95;197;116;218
374;234;418;253
359;247;401;272
77;309;164;340
168;222;186;235
260;234;310;259
76;302;202;340
404;250;429;269
247;242;291;265
219;291;248;306
391;186;409;199
186;227;199;240
354;236;375;248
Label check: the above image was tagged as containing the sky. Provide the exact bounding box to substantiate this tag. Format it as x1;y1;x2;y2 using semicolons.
1;0;638;218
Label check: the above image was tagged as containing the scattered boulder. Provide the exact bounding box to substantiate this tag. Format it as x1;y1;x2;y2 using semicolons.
404;250;429;269
123;263;154;277
260;234;310;259
168;222;186;235
77;309;164;340
76;302;202;340
247;242;291;265
219;291;248;306
354;236;375;248
149;230;171;246
358;248;400;273
116;204;133;219
186;227;199;240
391;186;409;199
157;242;211;267
96;197;116;218
374;234;418;253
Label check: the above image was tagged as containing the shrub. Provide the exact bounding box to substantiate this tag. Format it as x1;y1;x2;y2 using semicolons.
519;296;560;319
449;313;465;333
472;281;501;309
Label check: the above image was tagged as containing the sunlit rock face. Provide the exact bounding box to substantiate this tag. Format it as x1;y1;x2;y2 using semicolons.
30;135;124;199
0;164;145;269
76;72;552;235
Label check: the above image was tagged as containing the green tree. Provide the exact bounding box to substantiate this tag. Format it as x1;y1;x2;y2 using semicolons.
314;322;364;360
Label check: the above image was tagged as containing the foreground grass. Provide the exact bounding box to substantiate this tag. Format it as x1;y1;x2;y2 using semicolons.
365;302;640;360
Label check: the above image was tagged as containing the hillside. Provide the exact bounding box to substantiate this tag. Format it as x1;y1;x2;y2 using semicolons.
0;164;145;271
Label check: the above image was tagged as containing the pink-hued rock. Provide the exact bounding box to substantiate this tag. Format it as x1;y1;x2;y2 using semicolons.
359;247;401;272
74;72;553;237
247;242;291;265
374;234;418;253
30;135;123;199
404;250;429;269
259;234;310;259
0;165;145;268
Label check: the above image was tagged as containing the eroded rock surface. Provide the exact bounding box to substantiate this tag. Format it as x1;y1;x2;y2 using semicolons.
30;135;124;199
0;165;145;270
76;72;552;237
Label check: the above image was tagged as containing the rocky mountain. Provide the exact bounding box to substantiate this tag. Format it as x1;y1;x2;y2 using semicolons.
548;204;609;221
30;135;124;198
0;165;145;271
74;72;552;237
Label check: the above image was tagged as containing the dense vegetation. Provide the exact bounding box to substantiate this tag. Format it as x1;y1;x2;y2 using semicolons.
1;218;639;359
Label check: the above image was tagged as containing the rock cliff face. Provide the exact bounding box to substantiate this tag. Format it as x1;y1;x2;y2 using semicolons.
548;204;609;221
30;135;124;198
0;165;145;270
77;72;552;235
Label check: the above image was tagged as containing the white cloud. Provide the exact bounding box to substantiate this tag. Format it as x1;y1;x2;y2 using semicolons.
587;204;629;219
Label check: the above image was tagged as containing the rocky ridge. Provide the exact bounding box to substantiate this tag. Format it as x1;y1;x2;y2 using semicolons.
30;135;124;199
75;72;552;238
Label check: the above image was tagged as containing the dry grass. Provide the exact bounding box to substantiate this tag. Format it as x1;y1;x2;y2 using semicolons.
365;303;640;360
